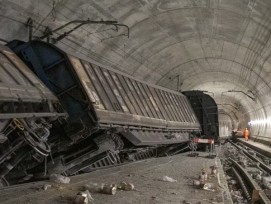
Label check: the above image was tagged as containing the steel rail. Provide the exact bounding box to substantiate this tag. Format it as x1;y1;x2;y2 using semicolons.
229;151;271;203
230;141;271;175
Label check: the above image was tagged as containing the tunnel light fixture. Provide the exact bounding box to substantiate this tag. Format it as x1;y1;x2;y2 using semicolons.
248;118;271;125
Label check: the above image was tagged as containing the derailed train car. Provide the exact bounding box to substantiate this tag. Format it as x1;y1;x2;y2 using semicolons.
0;44;65;186
183;91;219;140
0;40;200;185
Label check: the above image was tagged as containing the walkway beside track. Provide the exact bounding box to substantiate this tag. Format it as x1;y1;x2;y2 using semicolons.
0;153;232;204
237;138;271;158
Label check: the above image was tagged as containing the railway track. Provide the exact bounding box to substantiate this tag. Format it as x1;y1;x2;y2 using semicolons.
230;158;270;203
223;140;271;203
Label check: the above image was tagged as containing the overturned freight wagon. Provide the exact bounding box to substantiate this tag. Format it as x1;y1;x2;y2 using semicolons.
7;40;201;179
0;44;66;186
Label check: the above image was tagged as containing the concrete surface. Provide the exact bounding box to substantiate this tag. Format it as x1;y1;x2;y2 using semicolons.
0;153;231;204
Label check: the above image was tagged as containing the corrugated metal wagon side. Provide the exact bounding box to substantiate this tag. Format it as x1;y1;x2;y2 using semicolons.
0;45;64;119
68;55;200;146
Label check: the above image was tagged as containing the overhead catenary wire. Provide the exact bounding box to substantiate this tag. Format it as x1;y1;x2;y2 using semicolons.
32;0;59;35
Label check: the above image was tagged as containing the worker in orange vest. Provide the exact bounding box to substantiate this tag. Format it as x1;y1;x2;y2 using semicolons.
244;128;249;141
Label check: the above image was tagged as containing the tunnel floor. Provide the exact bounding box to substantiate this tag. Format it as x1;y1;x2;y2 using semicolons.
0;151;230;204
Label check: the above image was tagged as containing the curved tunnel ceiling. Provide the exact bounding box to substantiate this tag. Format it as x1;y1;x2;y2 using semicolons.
1;0;271;136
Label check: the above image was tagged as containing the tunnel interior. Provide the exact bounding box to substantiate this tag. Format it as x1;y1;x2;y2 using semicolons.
3;2;271;203
1;1;271;141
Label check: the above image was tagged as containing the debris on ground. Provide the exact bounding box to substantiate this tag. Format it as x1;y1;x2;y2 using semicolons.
193;180;202;186
100;185;117;195
84;182;104;193
192;179;206;187
229;179;237;185
50;174;70;184
210;165;218;176
84;190;94;202
84;181;134;195
74;190;94;204
0;153;227;204
199;169;208;181
74;192;88;204
161;176;177;182
43;184;52;191
231;190;245;203
203;183;216;191
117;181;134;191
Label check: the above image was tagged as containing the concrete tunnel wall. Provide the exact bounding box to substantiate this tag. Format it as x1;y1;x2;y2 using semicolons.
1;0;271;141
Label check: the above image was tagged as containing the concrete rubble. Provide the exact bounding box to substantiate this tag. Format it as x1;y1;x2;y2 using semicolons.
74;190;94;204
84;181;135;195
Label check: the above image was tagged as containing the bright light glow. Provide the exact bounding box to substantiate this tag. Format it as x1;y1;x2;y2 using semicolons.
248;118;271;125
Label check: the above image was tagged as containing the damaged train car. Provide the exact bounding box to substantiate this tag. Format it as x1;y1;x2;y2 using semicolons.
0;40;200;186
0;44;66;186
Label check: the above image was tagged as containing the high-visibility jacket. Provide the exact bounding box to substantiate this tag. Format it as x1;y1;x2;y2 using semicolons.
244;129;249;139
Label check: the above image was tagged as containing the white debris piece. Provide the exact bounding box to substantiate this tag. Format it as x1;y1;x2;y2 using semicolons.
161;176;177;182
83;190;94;202
203;183;215;191
193;180;201;186
50;174;70;184
74;190;94;204
74;193;88;204
43;184;52;190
